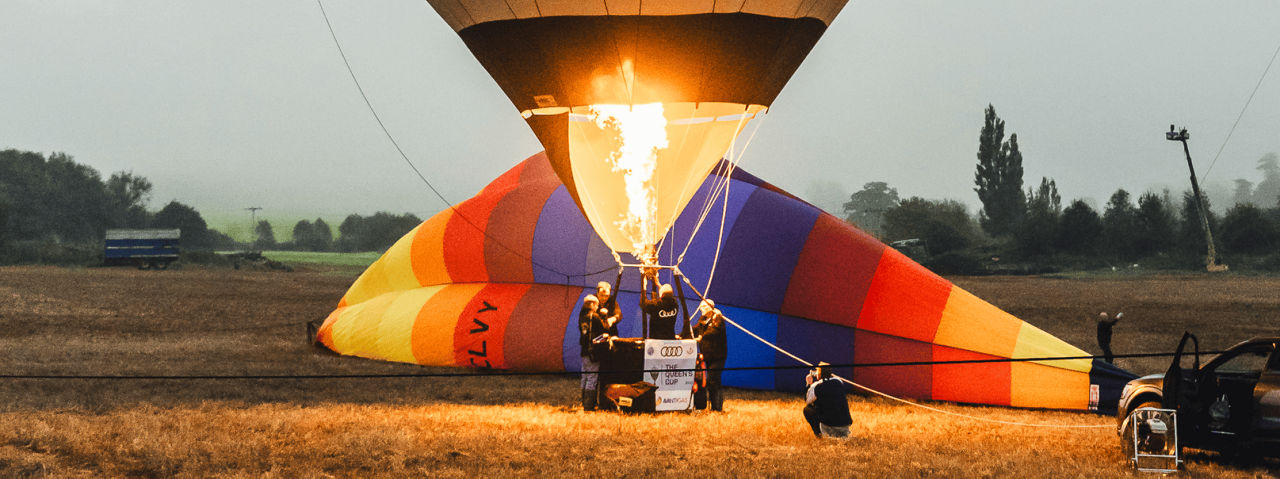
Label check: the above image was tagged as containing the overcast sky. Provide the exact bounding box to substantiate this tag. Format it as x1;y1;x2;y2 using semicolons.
3;1;1278;236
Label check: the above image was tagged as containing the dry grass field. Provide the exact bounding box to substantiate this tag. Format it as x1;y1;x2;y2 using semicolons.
1;265;1278;477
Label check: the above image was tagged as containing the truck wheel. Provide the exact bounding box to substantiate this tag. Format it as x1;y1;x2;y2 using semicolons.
1133;400;1162;413
156;261;170;270
137;260;150;270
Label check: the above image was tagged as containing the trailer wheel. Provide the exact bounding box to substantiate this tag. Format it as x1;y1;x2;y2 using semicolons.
156;261;170;270
137;260;150;270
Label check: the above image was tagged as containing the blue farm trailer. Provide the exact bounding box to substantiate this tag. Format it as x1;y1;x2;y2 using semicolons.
104;229;180;269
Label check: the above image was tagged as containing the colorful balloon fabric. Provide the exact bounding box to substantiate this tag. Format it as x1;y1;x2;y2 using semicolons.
316;152;1136;413
425;0;849;258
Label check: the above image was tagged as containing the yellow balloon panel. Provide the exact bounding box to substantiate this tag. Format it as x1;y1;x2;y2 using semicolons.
1013;322;1092;373
377;287;447;364
329;292;398;359
339;221;429;307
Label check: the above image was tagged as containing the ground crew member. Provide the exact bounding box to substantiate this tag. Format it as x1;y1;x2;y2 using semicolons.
578;295;612;411
693;300;728;411
1097;311;1121;364
641;271;679;339
595;280;621;332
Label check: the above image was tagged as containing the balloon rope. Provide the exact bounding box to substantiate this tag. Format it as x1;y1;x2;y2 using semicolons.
675;111;768;266
655;104;704;259
610;248;623;269
676;160;734;263
675;111;754;263
679;154;735;261
697;111;767;296
701;163;732;297
675;274;1111;429
315;0;616;279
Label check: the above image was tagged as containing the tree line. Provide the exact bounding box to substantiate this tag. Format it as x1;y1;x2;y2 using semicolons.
247;212;422;253
843;105;1280;272
0;149;234;257
0;148;422;263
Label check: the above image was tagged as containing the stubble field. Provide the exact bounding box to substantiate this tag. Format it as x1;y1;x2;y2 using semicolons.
1;265;1277;477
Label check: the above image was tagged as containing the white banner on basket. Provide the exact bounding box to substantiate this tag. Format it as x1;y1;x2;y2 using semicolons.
643;339;697;411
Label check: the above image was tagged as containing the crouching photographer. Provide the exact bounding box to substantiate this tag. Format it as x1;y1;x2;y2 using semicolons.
803;362;852;438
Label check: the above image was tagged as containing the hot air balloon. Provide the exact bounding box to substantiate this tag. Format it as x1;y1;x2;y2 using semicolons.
315;152;1137;413
426;0;848;263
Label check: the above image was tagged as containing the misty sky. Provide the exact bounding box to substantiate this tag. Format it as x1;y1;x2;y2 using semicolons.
3;1;1278;236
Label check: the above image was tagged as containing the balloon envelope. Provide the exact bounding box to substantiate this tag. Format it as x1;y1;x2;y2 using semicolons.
317;152;1136;413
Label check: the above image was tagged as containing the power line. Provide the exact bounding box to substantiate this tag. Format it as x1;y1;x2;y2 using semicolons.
313;0;615;280
1200;39;1280;181
1;349;1227;381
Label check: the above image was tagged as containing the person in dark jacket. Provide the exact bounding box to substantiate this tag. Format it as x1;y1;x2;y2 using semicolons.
1096;311;1121;364
641;283;679;340
693;301;728;411
803;362;852;438
596;280;621;330
578;295;613;411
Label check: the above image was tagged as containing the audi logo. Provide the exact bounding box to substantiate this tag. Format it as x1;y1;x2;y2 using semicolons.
659;345;685;357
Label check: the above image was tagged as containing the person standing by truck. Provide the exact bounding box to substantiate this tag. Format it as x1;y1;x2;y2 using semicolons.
1097;312;1121;364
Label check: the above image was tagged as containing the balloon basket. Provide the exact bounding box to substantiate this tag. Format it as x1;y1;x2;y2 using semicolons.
596;338;698;413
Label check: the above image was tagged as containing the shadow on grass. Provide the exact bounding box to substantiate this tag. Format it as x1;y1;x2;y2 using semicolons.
1180;449;1280;471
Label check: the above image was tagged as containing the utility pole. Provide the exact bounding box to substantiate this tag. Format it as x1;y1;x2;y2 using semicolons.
1166;126;1226;272
245;207;262;252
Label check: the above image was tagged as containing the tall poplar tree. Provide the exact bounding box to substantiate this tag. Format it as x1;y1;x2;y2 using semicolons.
974;104;1025;237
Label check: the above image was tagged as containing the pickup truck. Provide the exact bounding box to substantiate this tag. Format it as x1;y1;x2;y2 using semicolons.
1116;333;1280;457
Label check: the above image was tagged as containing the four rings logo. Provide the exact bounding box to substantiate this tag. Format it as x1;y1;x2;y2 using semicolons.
659;345;686;357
